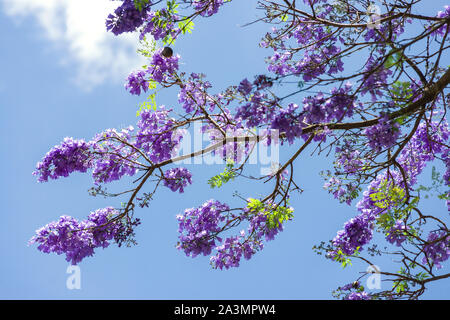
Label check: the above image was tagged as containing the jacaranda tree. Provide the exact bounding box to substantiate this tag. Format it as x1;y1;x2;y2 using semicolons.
29;0;450;300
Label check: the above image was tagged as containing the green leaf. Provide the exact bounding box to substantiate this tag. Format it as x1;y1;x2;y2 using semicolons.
384;51;403;69
207;161;237;188
178;20;195;34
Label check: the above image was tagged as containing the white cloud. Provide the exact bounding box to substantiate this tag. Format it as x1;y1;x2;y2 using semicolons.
1;0;146;90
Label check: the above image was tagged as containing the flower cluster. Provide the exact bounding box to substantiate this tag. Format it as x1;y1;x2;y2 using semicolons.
270;103;302;144
140;9;180;41
302;83;355;124
331;211;375;256
193;0;224;17
176;198;292;270
335;142;364;175
360;56;393;101
323;177;359;206
163;167;193;193
344;292;371;300
433;6;450;37
237;78;253;96
135;107;182;163
364;115;401;152
29;207;124;265
125;70;149;95
106;0;148;36
33;106;185;186
210;199;292;270
33;138;93;183
210;232;259;269
397;120;449;185
422;230;450;270
91;126;139;184
146;49;180;83
178;73;214;113
236;91;276;128
386;220;409;246
176;200;230;257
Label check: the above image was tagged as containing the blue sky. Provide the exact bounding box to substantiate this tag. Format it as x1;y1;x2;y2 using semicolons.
0;0;449;299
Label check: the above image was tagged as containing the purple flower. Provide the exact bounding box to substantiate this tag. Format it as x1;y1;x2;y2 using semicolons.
29;207;124;265
386;220;409;246
125;70;149;95
163;167;193;193
193;0;224;17
140;10;180;41
345;292;371;300
364;115;401;151
331;211;375;256
238;78;253;96
422;230;450;269
178;73;213;113
146;49;180;83
432;6;450;37
33;137;93;182
106;0;148;36
135;107;182;163
91;126;138;184
176;200;230;257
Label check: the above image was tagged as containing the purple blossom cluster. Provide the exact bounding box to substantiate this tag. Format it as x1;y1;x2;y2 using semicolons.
363;115;401;152
237;78;253;96
344;292;371;300
106;0;148;36
163;167;193;193
302;83;355;124
176;199;290;270
264;14;343;82
323;177;358;206
140;10;181;41
422;230;450;269
210;232;259;270
294;44;343;81
146;49;180;83
236;91;276;128
34;106;186;186
433;6;450;37
135;107;182;163
360;56;393;101
236;83;355;145
386;220;409;246
178;73;214;113
364;18;407;42
210;203;288;270
270;103;302;144
331;211;376;256
193;0;224;17
335;142;364;175
176;200;230;257
33;137;93;183
125;70;149;95
253;74;273;90
268;51;293;76
91;126;139;184
29;207;123;265
397;120;449;185
234;75;276;128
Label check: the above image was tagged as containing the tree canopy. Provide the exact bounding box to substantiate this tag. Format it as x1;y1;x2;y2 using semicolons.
29;0;450;300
